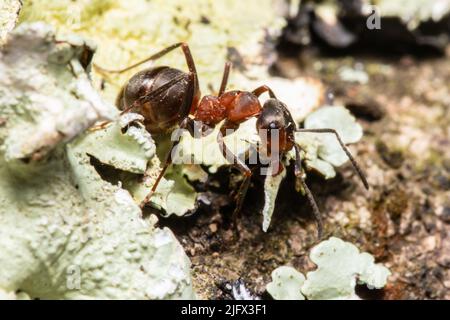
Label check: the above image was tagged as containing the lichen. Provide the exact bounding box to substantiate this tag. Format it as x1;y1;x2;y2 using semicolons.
0;22;114;162
266;266;305;300
126;163;199;217
0;0;21;45
262;168;287;232
0;23;194;299
177;118;260;174
76;114;155;174
267;237;391;300
302;237;392;300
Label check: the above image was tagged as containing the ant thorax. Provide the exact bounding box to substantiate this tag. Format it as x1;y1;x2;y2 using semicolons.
194;95;227;126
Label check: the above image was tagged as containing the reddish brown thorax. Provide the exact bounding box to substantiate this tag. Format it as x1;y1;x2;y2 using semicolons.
193;90;262;126
193;95;226;126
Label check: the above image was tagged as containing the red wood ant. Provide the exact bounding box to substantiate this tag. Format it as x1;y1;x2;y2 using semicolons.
94;43;368;237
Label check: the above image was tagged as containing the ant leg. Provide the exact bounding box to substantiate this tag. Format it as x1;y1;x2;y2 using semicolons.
95;42;201;116
217;122;252;227
218;62;232;96
139;117;194;208
294;143;323;239
95;43;200;96
90;73;191;131
252;85;277;99
94;42;194;74
139;73;196;208
296;128;369;189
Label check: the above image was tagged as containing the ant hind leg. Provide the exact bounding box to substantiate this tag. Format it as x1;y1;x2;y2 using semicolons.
90;73;192;131
294;143;323;239
94;43;200;98
94;42;194;74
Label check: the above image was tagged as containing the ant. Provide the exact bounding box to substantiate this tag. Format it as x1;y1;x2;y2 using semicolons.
94;43;369;238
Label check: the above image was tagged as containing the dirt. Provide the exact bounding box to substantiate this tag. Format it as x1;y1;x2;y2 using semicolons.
158;50;450;300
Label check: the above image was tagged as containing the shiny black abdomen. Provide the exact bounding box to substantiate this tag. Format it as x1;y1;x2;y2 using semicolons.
117;66;193;134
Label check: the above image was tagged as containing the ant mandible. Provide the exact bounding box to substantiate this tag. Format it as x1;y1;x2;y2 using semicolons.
94;43;369;238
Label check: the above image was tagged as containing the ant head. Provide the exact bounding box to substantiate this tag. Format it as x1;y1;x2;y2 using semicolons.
256;98;295;156
256;98;289;131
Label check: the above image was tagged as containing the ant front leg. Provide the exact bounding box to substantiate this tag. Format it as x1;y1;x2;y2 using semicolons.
217;121;252;229
294;143;323;239
296;128;369;189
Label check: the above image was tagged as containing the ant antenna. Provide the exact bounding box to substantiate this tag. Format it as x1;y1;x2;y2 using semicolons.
296;128;369;190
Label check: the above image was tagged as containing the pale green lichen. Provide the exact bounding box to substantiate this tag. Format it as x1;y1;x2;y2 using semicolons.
68;111;198;218
262;168;287;232
76;114;155;174
267;237;391;300
302;237;391;300
0;0;21;45
125;164;198;217
0;22;114;162
0;23;194;299
266;266;305;300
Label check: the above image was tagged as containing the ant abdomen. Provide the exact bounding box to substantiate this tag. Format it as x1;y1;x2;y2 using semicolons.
117;66;193;134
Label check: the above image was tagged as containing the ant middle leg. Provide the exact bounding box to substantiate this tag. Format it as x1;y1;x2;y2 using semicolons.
296;128;369;189
217;121;252;229
294;143;323;239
